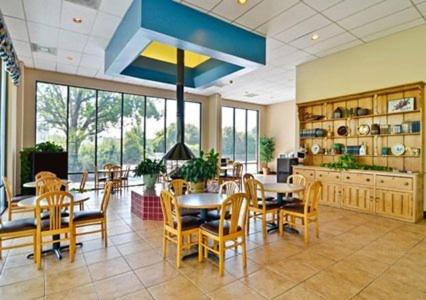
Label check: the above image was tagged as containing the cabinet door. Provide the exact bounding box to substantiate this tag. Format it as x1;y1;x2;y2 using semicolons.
375;189;414;221
321;183;342;207
342;185;374;213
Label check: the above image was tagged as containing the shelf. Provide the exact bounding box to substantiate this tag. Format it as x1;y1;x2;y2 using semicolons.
300;132;421;139
310;154;421;158
300;109;422;124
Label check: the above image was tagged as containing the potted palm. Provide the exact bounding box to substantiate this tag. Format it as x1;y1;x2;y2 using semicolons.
180;149;219;193
260;137;275;175
135;159;166;189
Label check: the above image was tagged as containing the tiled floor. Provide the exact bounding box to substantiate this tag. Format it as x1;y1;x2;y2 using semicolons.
1;188;426;299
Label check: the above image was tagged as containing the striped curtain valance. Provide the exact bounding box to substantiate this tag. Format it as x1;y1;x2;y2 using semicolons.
0;12;21;85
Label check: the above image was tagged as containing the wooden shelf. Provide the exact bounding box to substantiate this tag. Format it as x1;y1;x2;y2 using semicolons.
300;132;421;140
312;154;421;158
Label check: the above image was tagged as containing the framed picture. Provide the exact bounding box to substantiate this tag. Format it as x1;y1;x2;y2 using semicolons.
388;97;415;113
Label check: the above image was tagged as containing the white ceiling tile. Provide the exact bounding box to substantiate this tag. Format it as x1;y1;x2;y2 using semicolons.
56;63;78;74
12;40;32;58
91;12;121;39
412;0;425;3
211;0;263;21
83;36;109;55
235;0;299;29
23;0;61;27
271;50;316;67
57;49;81;66
274;14;330;43
417;2;426;15
99;0;133;17
0;0;25;18
338;0;412;30
34;58;56;71
3;16;29;41
351;7;421;37
315;39;363;57
323;0;384;21
58;30;88;52
305;32;357;54
33;51;56;62
60;1;97;34
362;18;425;42
80;53;104;69
77;66;99;77
257;3;317;36
182;0;221;11
28;22;59;48
303;0;343;11
290;23;345;49
266;38;286;51
19;56;34;68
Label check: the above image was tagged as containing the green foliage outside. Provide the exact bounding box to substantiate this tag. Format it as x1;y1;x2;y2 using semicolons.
221;126;258;161
321;154;392;171
259;136;275;165
180;149;219;183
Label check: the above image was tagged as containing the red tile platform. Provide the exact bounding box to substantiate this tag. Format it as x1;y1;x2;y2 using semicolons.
131;185;165;221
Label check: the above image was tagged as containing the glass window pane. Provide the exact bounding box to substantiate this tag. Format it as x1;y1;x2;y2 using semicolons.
221;107;234;160
97;91;122;168
123;94;145;168
185;102;201;157
0;63;5;211
146;97;165;159
235;109;246;163
36;83;67;149
166;99;177;152
68;87;96;173
247;110;258;163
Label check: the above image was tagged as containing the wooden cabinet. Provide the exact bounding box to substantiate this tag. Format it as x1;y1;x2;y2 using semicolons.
342;185;374;213
321;182;342;207
342;172;374;187
294;168;315;183
375;189;414;221
376;175;412;191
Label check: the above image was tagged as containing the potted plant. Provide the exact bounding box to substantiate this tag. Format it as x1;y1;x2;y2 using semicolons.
180;149;219;193
259;137;275;175
135;159;166;189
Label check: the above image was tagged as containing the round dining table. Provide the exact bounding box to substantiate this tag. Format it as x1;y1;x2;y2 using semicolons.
262;183;305;205
18;192;90;260
177;193;227;221
23;179;72;188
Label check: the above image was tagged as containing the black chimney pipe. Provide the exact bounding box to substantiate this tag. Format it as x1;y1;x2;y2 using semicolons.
162;49;196;161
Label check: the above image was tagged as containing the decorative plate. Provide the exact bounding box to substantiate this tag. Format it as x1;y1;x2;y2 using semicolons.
391;144;405;156
311;144;321;155
357;124;370;136
337;126;348;136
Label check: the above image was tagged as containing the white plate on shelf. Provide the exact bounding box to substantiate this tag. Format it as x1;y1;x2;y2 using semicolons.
311;144;321;155
391;144;405;156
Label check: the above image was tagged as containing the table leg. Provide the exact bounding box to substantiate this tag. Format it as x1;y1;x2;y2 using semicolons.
26;236;83;260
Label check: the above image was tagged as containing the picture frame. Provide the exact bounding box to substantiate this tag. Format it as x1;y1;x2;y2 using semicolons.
388;97;415;113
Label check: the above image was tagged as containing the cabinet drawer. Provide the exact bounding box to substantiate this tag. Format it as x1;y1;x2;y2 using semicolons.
316;171;341;182
294;169;315;181
376;176;413;191
342;172;374;186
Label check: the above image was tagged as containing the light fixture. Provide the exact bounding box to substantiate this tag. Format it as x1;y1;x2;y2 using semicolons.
311;33;320;40
66;56;74;61
72;17;83;24
237;0;247;4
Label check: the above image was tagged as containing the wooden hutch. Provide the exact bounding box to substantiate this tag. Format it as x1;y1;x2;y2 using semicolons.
294;82;424;223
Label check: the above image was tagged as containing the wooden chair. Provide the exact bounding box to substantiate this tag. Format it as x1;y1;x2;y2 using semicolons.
35;171;56;181
279;181;322;244
2;176;33;221
283;174;306;205
109;165;122;192
206;181;239;221
168;179;189;197
221;162;244;189
244;178;281;239
35;191;75;269
36;177;68;195
0;216;37;261
198;192;249;276
121;166;131;188
73;182;113;248
160;190;202;268
94;166;107;190
78;171;88;210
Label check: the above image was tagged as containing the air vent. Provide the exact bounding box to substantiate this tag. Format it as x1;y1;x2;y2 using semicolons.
244;92;259;98
65;0;101;10
31;43;57;55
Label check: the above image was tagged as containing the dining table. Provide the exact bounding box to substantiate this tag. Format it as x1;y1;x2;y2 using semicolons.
18;192;90;260
177;193;227;221
23;179;72;189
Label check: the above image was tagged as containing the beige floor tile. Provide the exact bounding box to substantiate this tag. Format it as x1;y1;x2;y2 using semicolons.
381;263;426;292
289;250;336;270
208;280;264;300
93;271;144;300
135;261;179;287
88;256;131;281
224;254;262;279
148;275;208;300
275;285;323;300
46;265;92;295
325;261;376;289
117;288;153;300
83;246;121;265
46;283;97;300
241;269;297;299
0;277;44;300
45;253;87;274
117;239;153;256
266;259;319;283
0;263;44;286
110;232;143;245
340;252;390;276
124;248;163;269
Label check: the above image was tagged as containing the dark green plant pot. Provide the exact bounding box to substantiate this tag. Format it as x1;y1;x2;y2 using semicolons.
143;174;158;189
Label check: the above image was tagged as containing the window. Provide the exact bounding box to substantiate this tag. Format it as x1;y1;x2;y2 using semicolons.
35;82;202;179
0;62;6;212
221;107;259;172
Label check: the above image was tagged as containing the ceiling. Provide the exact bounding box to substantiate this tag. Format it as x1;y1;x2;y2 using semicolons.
1;0;425;104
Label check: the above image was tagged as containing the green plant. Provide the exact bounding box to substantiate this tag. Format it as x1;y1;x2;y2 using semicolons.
321;154;392;171
259;137;275;166
180;149;219;183
134;159;166;176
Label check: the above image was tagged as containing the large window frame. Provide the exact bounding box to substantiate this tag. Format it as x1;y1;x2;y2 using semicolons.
221;106;259;172
35;81;202;177
0;61;7;212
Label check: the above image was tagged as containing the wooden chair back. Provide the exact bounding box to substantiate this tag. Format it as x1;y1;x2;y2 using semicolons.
169;179;189;197
122;166;131;178
304;181;322;215
287;174;306;186
232;162;244;178
103;163;114;170
35;191;74;231
218;193;249;237
110;166;122;180
100;182;113;213
36;177;67;195
219;181;239;197
160;190;180;229
79;171;88;193
244;179;267;210
35;171;56;181
243;173;254;191
2;176;13;207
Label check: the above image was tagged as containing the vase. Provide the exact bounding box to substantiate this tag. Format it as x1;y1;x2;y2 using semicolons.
191;181;205;193
143;174;158;189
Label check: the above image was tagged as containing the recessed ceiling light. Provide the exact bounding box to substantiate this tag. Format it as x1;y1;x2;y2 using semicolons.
66;56;74;61
72;17;83;24
237;0;247;5
311;33;320;40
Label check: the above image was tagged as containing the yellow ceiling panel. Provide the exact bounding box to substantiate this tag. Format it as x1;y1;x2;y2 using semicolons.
141;41;210;68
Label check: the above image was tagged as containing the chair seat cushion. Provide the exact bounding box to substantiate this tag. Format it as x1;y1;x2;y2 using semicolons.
204;210;231;221
282;204;309;214
174;216;203;231
257;196;275;202
73;210;104;222
281;197;303;206
11;195;33;203
200;220;242;236
0;218;36;233
181;208;201;217
40;218;69;230
257;200;281;210
41;211;70;220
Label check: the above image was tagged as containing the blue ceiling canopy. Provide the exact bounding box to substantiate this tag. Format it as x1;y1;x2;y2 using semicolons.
105;0;266;89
